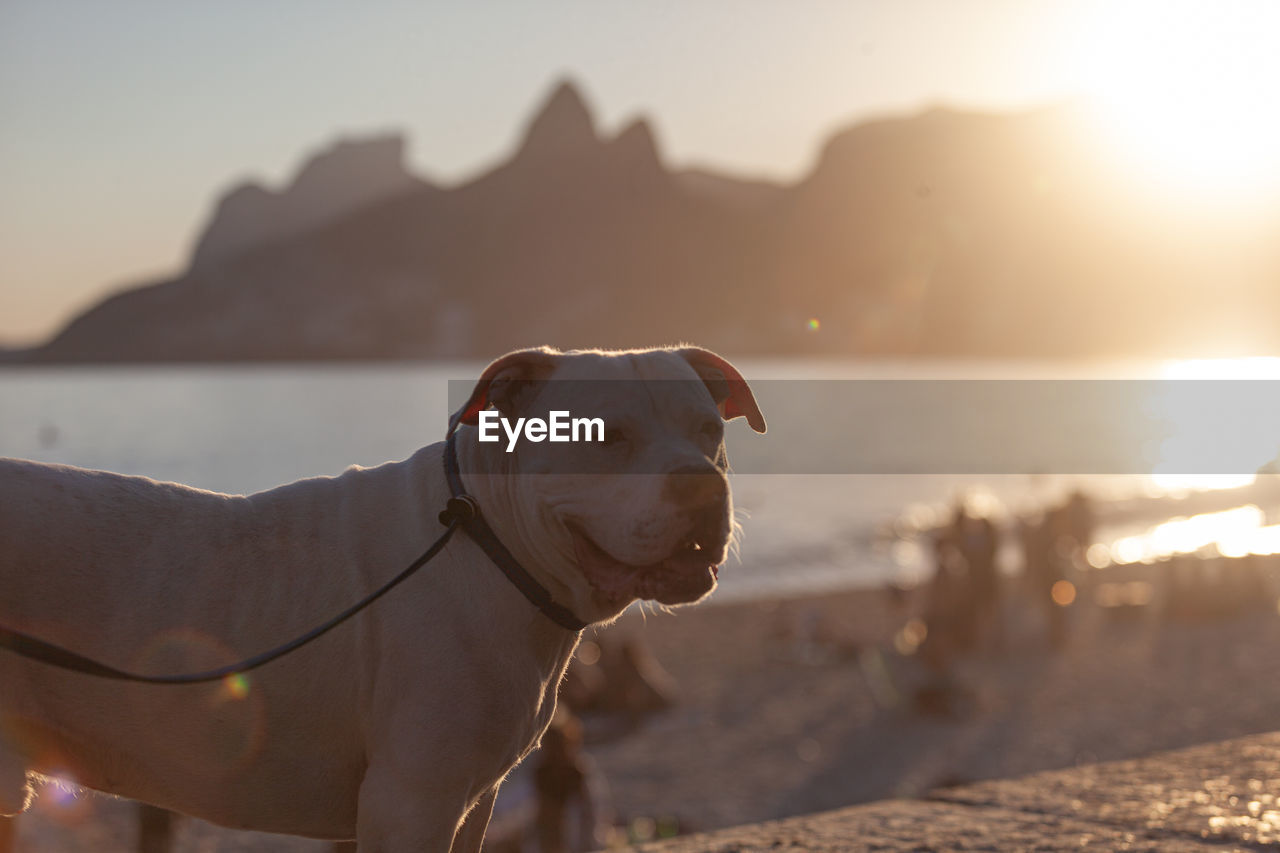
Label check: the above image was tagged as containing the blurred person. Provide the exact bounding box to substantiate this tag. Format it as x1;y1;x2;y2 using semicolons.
909;524;975;717
1020;511;1067;649
1060;489;1096;557
957;506;1003;654
533;710;611;853
936;499;1003;654
921;524;968;672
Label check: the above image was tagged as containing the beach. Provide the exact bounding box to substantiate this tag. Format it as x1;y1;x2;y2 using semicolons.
12;561;1280;851
581;570;1280;840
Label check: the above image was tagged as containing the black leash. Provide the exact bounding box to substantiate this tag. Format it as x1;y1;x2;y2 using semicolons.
0;525;460;683
0;425;583;683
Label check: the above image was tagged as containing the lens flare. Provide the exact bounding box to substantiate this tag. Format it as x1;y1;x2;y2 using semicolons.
46;776;77;806
33;772;95;823
893;617;928;655
224;672;250;699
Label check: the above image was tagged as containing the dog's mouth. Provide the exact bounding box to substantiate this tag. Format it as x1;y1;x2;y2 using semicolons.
568;524;723;607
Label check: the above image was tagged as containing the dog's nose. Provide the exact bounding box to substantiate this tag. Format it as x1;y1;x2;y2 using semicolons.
663;463;728;508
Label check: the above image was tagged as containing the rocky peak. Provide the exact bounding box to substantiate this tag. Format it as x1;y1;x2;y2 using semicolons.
608;117;663;172
287;134;415;206
515;79;599;159
192;132;424;267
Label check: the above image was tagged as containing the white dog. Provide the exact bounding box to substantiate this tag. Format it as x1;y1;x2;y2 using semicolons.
0;346;764;852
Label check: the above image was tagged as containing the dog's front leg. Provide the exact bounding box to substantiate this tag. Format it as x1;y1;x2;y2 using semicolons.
450;785;497;853
354;762;473;853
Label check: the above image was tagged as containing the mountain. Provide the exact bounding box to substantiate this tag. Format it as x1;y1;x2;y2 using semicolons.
191;133;430;268
14;80;1280;362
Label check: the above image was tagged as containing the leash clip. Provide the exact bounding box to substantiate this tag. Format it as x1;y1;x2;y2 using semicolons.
439;494;480;527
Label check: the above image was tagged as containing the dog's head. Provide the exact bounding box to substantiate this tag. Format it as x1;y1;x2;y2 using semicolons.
453;346;765;621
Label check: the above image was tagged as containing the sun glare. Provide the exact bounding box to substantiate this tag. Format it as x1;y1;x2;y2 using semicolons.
1080;1;1280;203
1149;357;1280;492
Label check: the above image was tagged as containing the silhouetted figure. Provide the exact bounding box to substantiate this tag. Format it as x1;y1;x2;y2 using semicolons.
1021;512;1067;649
533;711;609;853
1061;489;1095;556
910;525;980;717
920;525;968;673
957;508;1002;653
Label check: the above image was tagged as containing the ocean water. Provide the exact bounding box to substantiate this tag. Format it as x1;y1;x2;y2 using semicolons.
2;360;1274;601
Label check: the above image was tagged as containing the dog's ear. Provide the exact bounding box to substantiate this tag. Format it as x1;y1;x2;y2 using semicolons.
676;347;766;434
451;347;562;431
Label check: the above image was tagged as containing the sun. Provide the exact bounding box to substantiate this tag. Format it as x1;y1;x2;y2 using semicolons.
1078;1;1280;204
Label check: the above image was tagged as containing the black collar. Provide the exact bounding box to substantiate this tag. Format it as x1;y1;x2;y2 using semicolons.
441;428;587;632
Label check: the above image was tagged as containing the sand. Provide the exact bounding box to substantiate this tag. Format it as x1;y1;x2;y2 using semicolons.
10;572;1280;851
587;579;1280;838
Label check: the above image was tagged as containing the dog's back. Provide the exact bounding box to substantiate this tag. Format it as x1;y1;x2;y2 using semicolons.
0;455;430;835
1;459;248;646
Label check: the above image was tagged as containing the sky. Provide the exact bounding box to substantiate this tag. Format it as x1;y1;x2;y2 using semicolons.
2;1;1278;345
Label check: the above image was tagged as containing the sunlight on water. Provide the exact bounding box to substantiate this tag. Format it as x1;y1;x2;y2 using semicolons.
1101;504;1280;565
1148;506;1262;556
1219;523;1280;559
1149;357;1280;493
